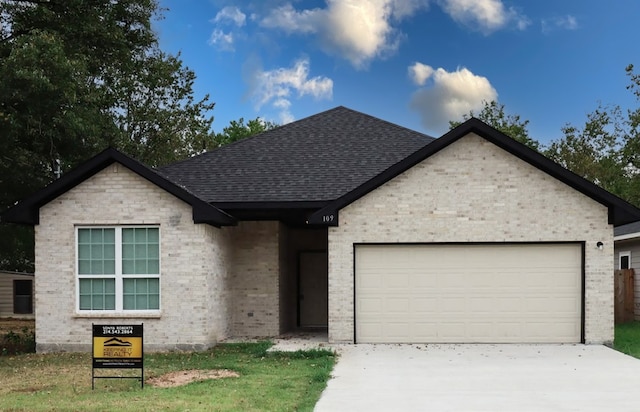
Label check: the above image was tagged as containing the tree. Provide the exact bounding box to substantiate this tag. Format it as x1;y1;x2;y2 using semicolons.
450;100;540;151
213;117;279;147
544;105;629;199
543;65;640;207
622;64;640;171
108;49;215;167
0;0;216;271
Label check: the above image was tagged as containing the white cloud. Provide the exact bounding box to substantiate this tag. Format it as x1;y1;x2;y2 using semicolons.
213;6;246;27
248;58;333;123
437;0;529;34
259;3;321;33
391;0;430;19
209;6;247;52
408;62;435;86
208;29;235;51
260;0;428;69
274;98;295;124
409;64;498;133
542;15;578;34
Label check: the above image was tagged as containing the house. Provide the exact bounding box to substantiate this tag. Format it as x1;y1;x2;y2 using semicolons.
0;271;34;318
3;106;640;352
614;221;640;320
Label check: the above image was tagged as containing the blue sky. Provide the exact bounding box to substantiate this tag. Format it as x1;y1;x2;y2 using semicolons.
155;0;640;145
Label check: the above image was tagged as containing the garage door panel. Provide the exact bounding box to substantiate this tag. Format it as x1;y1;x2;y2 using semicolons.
411;273;439;287
525;297;579;313
411;296;438;312
357;271;383;288
359;297;384;315
469;322;522;339
358;322;382;341
439;296;468;313
386;297;410;313
469;297;522;312
385;323;411;339
437;323;468;339
356;244;582;343
527;321;579;339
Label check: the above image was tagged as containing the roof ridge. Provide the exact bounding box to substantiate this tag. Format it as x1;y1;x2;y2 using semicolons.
160;107;351;170
157;106;441;206
332;106;435;140
160;106;434;171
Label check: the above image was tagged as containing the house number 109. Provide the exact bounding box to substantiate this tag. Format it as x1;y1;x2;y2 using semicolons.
322;215;335;223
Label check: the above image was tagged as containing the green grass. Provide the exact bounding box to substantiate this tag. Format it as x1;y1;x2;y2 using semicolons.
0;342;335;412
614;321;640;358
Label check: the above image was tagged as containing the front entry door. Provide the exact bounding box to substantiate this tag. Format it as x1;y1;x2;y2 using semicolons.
298;251;328;327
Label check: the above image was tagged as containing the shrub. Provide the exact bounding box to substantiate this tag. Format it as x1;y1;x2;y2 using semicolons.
1;327;36;355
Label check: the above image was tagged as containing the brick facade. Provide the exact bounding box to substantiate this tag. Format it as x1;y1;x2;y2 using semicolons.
328;133;614;344
34;132;617;350
35;163;285;351
35;164;235;352
227;221;281;337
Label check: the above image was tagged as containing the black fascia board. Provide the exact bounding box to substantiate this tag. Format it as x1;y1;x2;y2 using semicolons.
1;147;236;227
211;201;329;210
308;118;640;226
213;201;330;225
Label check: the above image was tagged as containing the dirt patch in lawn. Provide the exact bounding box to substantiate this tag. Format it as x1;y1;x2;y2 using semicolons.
0;318;35;335
147;369;240;388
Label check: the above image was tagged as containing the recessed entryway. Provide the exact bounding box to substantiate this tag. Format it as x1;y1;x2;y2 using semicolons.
298;251;328;328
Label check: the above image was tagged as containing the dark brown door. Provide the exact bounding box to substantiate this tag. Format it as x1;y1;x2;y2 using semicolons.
299;251;328;327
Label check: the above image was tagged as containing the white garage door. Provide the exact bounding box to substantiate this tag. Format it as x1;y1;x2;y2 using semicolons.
355;244;582;343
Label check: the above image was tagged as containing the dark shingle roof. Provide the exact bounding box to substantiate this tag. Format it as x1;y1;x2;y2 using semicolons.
615;221;640;237
158;106;435;204
1;148;236;227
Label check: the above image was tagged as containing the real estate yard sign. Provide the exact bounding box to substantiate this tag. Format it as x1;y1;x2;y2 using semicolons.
92;324;144;389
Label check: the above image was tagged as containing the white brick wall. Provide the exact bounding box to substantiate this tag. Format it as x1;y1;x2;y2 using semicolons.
35;163;232;352
328;133;613;344
226;221;281;337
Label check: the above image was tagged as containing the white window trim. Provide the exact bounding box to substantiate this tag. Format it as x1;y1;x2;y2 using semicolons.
619;251;631;270
75;225;161;315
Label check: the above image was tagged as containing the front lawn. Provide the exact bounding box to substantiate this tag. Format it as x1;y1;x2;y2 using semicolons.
0;341;335;411
614;321;640;358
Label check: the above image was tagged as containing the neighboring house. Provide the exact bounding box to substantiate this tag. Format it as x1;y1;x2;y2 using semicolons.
0;271;34;318
3;106;640;352
614;221;640;320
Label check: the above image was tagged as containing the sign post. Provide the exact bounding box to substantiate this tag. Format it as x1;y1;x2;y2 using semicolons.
92;324;144;389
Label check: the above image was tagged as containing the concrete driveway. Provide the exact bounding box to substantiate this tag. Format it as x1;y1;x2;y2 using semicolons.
314;344;640;411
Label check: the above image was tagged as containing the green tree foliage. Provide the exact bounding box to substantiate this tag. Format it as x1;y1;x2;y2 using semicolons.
213;117;279;147
449;100;540;151
544;106;628;197
0;0;215;271
108;49;215;166
622;64;640;172
544;65;640;207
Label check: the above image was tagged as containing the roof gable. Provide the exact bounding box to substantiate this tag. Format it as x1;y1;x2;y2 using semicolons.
307;118;640;226
158;106;435;204
1;148;236;227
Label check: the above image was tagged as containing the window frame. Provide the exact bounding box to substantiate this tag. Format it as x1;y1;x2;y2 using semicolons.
619;250;631;270
75;225;161;314
13;279;33;314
